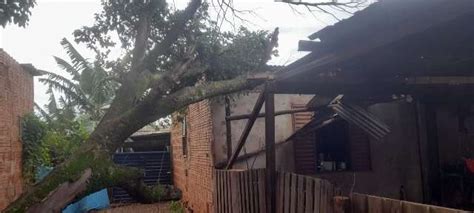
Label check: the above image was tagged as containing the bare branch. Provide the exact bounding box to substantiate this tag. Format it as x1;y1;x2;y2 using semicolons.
315;5;341;21
212;0;264;30
281;0;366;8
280;0;369;19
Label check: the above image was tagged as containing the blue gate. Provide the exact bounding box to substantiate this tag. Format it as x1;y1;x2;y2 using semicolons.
111;151;172;203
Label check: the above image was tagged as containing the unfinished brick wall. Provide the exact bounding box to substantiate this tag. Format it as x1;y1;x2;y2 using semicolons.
0;50;34;209
171;100;214;213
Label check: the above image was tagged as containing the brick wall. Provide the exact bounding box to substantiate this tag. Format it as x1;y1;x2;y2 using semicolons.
171;100;214;213
0;50;34;209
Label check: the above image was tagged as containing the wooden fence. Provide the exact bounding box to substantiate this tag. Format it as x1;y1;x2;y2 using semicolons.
351;193;471;213
214;169;267;213
277;172;339;213
214;169;471;213
214;169;338;213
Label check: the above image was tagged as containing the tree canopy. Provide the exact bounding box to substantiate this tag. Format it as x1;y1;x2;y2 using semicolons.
0;0;36;27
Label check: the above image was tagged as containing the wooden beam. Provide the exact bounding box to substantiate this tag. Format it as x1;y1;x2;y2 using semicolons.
226;107;313;121
264;83;276;213
214;140;292;169
298;40;322;51
406;76;474;85
225;90;266;169
225;96;232;161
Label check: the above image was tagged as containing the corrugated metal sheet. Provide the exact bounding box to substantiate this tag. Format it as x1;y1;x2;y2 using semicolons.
330;102;390;140
111;151;172;203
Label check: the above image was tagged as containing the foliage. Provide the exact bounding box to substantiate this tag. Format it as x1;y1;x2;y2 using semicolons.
21;114;50;184
73;1;276;85
39;38;118;122
169;201;185;213
21;114;89;184
0;0;36;27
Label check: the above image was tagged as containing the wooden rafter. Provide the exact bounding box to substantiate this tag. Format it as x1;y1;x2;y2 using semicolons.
226;107;313;121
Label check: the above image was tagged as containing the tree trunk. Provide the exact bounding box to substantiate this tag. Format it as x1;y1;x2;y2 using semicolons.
4;137;167;212
5;75;257;212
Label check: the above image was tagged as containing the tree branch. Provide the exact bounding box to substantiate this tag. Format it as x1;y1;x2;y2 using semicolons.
281;0;366;8
260;28;279;68
130;12;151;72
143;0;202;70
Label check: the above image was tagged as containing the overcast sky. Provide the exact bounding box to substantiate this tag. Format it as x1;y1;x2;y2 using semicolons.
0;0;353;107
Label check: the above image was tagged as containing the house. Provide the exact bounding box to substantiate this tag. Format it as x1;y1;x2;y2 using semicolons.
0;49;41;209
273;0;474;209
171;0;474;212
170;94;312;212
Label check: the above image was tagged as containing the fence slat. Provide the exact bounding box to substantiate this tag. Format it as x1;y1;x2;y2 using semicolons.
304;178;313;213
228;171;232;213
221;171;226;213
231;172;241;213
244;171;251;213
402;200;430;213
259;169;267;213
239;172;244;213
313;178;321;213
277;172;284;213
327;180;335;213
320;180;328;213
239;172;245;213
252;170;260;213
284;173;291;213
217;171;221;213
297;175;305;213
381;197;401;213
352;193;369;213
290;174;297;213
367;195;383;213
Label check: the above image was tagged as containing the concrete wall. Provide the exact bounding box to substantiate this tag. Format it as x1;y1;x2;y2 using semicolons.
210;93;313;171
0;50;34;209
314;101;425;203
171;100;214;213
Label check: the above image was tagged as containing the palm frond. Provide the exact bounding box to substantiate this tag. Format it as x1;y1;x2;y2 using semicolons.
53;56;80;81
39;78;92;112
58;96;77;120
40;70;83;95
46;87;58;116
34;102;52;123
60;38;92;72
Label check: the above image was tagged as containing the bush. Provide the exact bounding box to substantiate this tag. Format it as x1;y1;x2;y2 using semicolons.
21;114;89;184
169;201;185;213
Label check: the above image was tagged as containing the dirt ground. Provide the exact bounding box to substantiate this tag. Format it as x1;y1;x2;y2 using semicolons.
99;202;172;213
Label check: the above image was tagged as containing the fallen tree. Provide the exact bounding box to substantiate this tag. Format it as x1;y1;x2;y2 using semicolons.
4;0;278;212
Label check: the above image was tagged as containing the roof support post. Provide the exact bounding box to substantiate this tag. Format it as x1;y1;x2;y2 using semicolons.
225;96;232;161
265;82;276;213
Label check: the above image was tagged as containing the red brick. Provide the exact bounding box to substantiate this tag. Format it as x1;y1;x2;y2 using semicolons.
0;50;35;210
171;100;215;213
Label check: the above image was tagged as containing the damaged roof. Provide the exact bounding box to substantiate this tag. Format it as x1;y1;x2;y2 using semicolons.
276;0;474;87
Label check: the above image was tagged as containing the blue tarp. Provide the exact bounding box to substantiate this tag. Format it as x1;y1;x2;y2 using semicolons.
62;189;110;213
35;166;53;182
